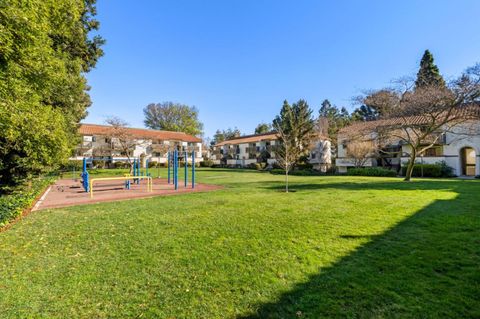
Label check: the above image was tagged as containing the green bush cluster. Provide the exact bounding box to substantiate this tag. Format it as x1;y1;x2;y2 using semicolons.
200;159;214;167
0;178;54;228
347;167;397;177
247;163;267;170
60;160;84;171
401;161;454;177
114;162;130;169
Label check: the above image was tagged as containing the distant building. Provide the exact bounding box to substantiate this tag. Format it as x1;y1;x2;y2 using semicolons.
212;132;331;171
73;124;203;165
336;111;480;176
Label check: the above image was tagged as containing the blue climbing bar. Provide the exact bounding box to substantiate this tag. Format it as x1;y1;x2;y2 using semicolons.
192;151;195;189
184;151;188;187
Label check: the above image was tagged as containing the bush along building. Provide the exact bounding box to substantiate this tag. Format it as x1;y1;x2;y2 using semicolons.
73;124;203;167
212;132;331;171
336;106;480;177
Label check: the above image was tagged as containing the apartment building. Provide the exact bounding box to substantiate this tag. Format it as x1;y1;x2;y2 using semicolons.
212;132;331;171
336;115;480;176
73;124;203;166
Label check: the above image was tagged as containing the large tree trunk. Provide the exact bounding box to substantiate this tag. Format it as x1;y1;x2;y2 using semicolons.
404;147;417;181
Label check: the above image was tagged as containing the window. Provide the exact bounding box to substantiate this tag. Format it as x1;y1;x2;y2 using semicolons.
311;152;316;159
422;147;442;157
92;136;96;142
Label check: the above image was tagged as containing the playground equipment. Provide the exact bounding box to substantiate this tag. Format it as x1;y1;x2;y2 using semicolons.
80;151;196;198
166;149;196;190
81;157;152;197
88;175;152;198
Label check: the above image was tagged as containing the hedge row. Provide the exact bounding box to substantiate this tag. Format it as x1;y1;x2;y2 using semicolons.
270;169;323;176
347;167;397;177
401;161;454;177
0;178;54;228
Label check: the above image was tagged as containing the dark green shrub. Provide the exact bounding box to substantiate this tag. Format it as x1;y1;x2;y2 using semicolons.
347;167;397;177
200;159;214;167
0;178;54;228
296;162;313;170
148;161;159;168
114;161;129;169
246;163;262;170
60;160;83;171
401;161;454;177
92;160;106;169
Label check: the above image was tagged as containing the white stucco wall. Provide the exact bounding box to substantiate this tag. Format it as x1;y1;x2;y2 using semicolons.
337;121;480;176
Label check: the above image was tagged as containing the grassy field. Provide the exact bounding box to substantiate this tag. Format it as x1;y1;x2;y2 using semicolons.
1;169;479;318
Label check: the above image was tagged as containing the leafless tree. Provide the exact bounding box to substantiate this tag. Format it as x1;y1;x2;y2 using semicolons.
346;138;377;168
361;64;480;181
273;126;306;193
274;125;313;193
104;116;137;173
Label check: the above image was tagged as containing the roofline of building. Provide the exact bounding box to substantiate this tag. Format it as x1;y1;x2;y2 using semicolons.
223;131;277;141
79;123;200;138
214;131;278;147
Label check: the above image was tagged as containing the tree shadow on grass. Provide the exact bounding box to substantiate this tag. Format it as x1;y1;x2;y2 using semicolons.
239;180;480;318
257;178;471;193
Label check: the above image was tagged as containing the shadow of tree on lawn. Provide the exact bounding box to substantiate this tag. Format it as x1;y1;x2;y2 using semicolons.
239;180;480;318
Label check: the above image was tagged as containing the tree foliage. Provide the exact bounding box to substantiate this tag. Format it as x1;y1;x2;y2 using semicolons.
143;102;204;136
273;99;315;192
415;50;446;89
254;123;272;134
351;90;398;121
0;0;104;189
212;128;241;145
318;99;351;154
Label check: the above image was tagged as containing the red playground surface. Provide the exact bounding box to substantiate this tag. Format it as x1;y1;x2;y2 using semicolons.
33;178;221;211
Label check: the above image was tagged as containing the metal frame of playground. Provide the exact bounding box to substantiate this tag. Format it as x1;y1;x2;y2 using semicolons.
81;150;196;198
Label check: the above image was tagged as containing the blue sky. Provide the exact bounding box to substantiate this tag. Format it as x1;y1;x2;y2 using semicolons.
85;0;480;138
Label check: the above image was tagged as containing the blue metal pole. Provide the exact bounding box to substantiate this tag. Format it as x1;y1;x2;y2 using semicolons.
83;157;87;173
174;150;178;190
167;151;170;184
137;158;140;184
184;151;187;187
192;151;195;189
146;159;149;177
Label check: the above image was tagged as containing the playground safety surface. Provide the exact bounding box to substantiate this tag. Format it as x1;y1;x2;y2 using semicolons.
34;178;222;211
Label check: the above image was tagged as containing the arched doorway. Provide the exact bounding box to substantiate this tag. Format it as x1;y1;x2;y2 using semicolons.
460;147;476;176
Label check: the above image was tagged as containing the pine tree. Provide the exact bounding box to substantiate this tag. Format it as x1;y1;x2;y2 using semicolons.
415;50;446;89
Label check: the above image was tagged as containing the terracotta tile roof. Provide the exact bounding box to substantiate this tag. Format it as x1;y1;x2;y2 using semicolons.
339;104;480;135
215;131;329;147
215;132;278;146
79;124;202;143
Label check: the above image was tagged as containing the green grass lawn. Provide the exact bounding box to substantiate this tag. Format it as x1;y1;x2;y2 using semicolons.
1;169;479;318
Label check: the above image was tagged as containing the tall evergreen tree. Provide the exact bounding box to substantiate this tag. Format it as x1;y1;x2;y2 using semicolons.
317;99;351;156
415;50;446;89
